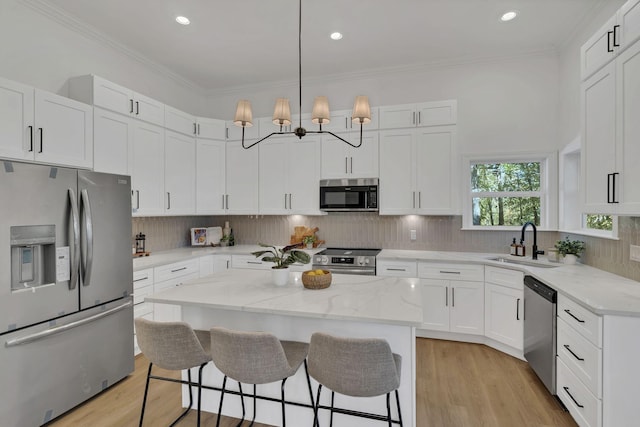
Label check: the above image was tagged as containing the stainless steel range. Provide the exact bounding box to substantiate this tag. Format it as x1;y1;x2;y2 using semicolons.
312;248;381;276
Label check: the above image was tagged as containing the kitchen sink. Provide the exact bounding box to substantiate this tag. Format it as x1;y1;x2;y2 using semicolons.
487;257;560;268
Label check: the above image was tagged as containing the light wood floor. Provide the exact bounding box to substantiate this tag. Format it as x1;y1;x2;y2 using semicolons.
47;338;577;427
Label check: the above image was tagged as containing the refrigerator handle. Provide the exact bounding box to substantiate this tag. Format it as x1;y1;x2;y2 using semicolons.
68;189;80;290
80;189;94;287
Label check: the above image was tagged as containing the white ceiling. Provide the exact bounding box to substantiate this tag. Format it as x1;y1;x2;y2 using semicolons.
43;0;604;92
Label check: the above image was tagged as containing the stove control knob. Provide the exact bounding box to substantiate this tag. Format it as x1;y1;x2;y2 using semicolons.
364;258;370;264
357;256;365;266
321;256;328;264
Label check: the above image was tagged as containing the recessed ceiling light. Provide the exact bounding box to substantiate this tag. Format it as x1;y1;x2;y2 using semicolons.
175;16;190;25
500;11;518;22
330;32;343;40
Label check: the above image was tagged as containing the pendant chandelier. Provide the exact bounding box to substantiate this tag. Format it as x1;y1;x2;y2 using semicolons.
233;0;371;149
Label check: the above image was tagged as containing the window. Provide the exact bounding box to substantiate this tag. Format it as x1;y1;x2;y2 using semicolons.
463;153;557;230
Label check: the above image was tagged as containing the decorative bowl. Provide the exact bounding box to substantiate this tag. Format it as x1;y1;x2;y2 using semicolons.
302;270;331;290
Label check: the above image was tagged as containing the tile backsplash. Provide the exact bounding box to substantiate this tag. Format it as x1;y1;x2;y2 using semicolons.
131;214;640;282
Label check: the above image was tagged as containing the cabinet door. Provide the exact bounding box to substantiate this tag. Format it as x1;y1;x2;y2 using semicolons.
421;279;449;332
164;105;196;136
379;104;416;129
164;130;196;215
132;122;165;216
288;135;321;213
416;100;457;126
320;134;349;179
259;138;289;214
581;62;617;214
93;107;133;175
619;0;640;50
226;121;260;141
226;140;259;214
485;283;523;350
617;39;640;213
415;126;457;214
34;90;93;168
212;255;232;272
196;139;226;214
0;77;34;161
348;131;379;178
317;109;351;134
92;76;133;116
449;280;484;335
196;117;226;140
133;92;164;126
379;129;414;214
581;15;617;80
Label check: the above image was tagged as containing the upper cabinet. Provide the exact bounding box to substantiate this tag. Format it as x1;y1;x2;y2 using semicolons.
131;121;165;216
321;132;379;179
379;126;458;215
226;120;260;141
581;0;640;80
0;77;92;169
379;100;457;130
93;107;133;175
196;117;226;140
164;105;196;137
69;75;164;126
164;130;196;215
225;140;259;214
581;0;640;215
196;139;226;215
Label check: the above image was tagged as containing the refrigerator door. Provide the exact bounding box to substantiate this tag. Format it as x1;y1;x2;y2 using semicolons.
0;298;134;426
0;161;79;333
78;171;132;310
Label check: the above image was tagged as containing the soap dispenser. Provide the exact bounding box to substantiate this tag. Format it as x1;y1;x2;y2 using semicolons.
510;238;517;256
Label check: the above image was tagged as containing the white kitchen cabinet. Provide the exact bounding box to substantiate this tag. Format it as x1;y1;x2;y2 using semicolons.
131;121;165;216
418;263;484;335
376;260;417;277
378;100;457;129
226;120;260;141
484;267;524;351
196;139;226;214
132;268;154;356
69;75;164;126
164;130;196;215
199;254;231;277
164;104;196;136
259;135;321;214
581;0;640;80
196;117;226;140
581;38;640;214
320;132;378;179
153;259;199;322
379;126;458;215
225;140;259;214
0;77;92;168
93;107;133;175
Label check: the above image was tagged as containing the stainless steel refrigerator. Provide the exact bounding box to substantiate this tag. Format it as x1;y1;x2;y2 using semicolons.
0;161;134;426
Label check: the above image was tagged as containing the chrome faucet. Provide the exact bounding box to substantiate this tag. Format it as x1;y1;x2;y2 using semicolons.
521;222;544;260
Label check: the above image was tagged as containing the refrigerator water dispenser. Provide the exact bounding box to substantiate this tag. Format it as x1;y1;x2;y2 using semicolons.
10;225;56;291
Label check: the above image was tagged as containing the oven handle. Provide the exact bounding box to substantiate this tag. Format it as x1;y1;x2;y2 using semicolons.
317;267;376;276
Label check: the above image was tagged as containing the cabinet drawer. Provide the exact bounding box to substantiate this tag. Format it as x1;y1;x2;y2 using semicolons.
377;260;417;277
133;284;154;305
557;318;603;398
558;294;602;347
134;302;153;320
231;254;272;270
557;357;602;427
133;268;154;290
155;272;199;292
484;266;524;290
154;259;199;283
418;262;484;281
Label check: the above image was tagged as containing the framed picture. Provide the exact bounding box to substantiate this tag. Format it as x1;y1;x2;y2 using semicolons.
191;228;207;246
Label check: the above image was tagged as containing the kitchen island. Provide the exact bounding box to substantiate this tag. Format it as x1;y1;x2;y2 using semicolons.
145;268;422;426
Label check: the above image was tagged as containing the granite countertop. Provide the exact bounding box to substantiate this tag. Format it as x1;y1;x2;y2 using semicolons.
145;268;423;327
379;249;640;317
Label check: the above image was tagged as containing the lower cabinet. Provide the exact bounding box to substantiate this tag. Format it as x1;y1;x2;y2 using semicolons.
421;279;484;334
199;254;231;277
132;268;154;355
153;259;199;322
484;266;524;352
376;259;417;277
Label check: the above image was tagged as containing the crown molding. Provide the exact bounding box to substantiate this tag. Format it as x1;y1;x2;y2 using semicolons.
19;0;203;92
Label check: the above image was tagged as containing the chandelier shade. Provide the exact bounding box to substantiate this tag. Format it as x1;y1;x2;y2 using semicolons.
233;100;253;127
311;96;331;125
352;96;371;124
272;98;292;126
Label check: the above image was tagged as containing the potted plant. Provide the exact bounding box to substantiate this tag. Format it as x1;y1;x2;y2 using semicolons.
302;235;316;249
252;243;311;286
554;237;585;265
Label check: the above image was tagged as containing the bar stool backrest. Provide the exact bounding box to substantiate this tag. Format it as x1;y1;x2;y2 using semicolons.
308;332;402;397
135;318;211;371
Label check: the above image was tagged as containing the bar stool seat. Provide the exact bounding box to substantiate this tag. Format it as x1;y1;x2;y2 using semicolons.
308;332;403;426
135;318;212;427
209;327;315;426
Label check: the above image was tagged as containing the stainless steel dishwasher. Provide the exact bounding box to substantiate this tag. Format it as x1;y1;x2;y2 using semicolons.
523;275;557;395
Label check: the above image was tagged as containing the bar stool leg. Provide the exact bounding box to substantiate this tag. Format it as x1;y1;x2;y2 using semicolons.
169;369;193;427
216;376;227;427
386;392;392;427
395;389;403;427
330;391;335;427
139;363;153;427
281;378;288;427
303;360;319;427
236;382;245;427
313;384;323;426
249;384;257;426
197;364;206;427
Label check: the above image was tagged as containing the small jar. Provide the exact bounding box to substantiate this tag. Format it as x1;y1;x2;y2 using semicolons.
547;248;559;263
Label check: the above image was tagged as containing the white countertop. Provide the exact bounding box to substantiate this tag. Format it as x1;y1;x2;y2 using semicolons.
379;249;640;317
145;268;423;327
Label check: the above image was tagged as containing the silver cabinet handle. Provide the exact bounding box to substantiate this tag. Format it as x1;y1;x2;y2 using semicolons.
38;128;43;153
345;157;348;173
289;193;292;210
80;189;94;287
197;123;200;135
135;101;139;115
387;268;406;271
28;125;33;152
166;192;171;210
418;111;421;124
193;123;197;135
68;189;80;291
439;270;461;274
133;276;148;282
5;300;132;347
247;261;262;265
413;191;416;208
130;99;134;114
418;191;421;209
445;286;448;307
350;157;353;174
412;111;416;125
226;194;229;209
171;267;187;273
222;194;225;209
136;190;140;209
452;287;455;307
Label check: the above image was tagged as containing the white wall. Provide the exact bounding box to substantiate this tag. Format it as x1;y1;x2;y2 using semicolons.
0;0;206;115
207;52;561;154
558;0;626;147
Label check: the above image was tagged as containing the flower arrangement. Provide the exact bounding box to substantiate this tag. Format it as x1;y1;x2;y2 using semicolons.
554;237;586;258
252;243;311;269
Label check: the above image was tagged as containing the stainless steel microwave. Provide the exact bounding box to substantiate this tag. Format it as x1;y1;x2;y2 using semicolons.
319;178;378;212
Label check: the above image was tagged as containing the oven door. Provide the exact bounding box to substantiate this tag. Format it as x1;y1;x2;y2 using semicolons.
315;265;376;276
320;186;375;211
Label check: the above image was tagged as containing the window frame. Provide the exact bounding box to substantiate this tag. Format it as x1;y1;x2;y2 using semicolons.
462;152;558;231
